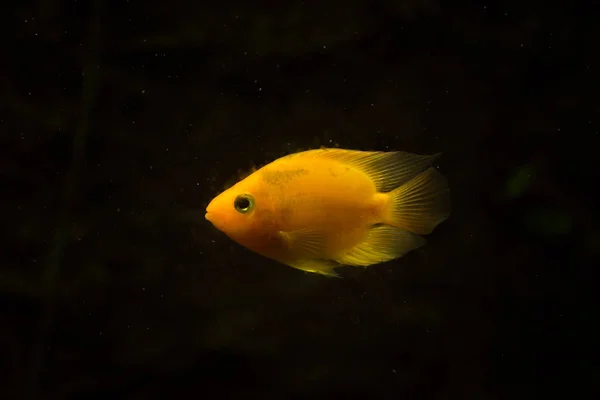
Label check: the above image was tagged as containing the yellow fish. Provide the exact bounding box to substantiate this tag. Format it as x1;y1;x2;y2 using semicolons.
205;148;450;277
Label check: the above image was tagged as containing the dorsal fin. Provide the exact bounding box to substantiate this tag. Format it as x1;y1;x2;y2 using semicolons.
302;148;441;192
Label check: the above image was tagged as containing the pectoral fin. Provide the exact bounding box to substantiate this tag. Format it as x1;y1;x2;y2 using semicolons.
278;228;328;259
277;228;341;277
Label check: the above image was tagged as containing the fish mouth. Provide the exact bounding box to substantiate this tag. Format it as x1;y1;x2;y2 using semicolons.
205;212;213;221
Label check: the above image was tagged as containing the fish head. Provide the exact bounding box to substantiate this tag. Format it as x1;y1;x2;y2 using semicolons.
205;177;269;244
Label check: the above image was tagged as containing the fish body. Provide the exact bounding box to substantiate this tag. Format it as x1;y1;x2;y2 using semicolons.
205;148;450;277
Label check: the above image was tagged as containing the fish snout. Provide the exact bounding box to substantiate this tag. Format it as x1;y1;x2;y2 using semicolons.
205;201;225;231
205;201;216;224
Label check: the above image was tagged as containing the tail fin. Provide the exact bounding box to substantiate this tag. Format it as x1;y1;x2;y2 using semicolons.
384;167;451;235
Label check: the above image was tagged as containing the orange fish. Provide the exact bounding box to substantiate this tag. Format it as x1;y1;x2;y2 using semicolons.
205;148;450;277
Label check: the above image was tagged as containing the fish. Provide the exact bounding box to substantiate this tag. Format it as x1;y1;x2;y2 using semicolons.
205;148;451;277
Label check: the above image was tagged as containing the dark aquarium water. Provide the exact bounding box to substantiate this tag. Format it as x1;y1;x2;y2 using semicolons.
1;1;597;399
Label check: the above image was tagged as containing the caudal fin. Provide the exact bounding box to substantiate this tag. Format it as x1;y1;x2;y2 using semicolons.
385;167;451;235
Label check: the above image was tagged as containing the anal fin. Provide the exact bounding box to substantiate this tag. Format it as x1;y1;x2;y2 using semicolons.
335;225;425;267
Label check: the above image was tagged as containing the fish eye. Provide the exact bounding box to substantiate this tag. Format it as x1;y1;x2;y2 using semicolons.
234;194;254;214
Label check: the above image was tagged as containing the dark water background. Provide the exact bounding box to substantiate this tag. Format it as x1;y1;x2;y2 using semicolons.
1;1;597;399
